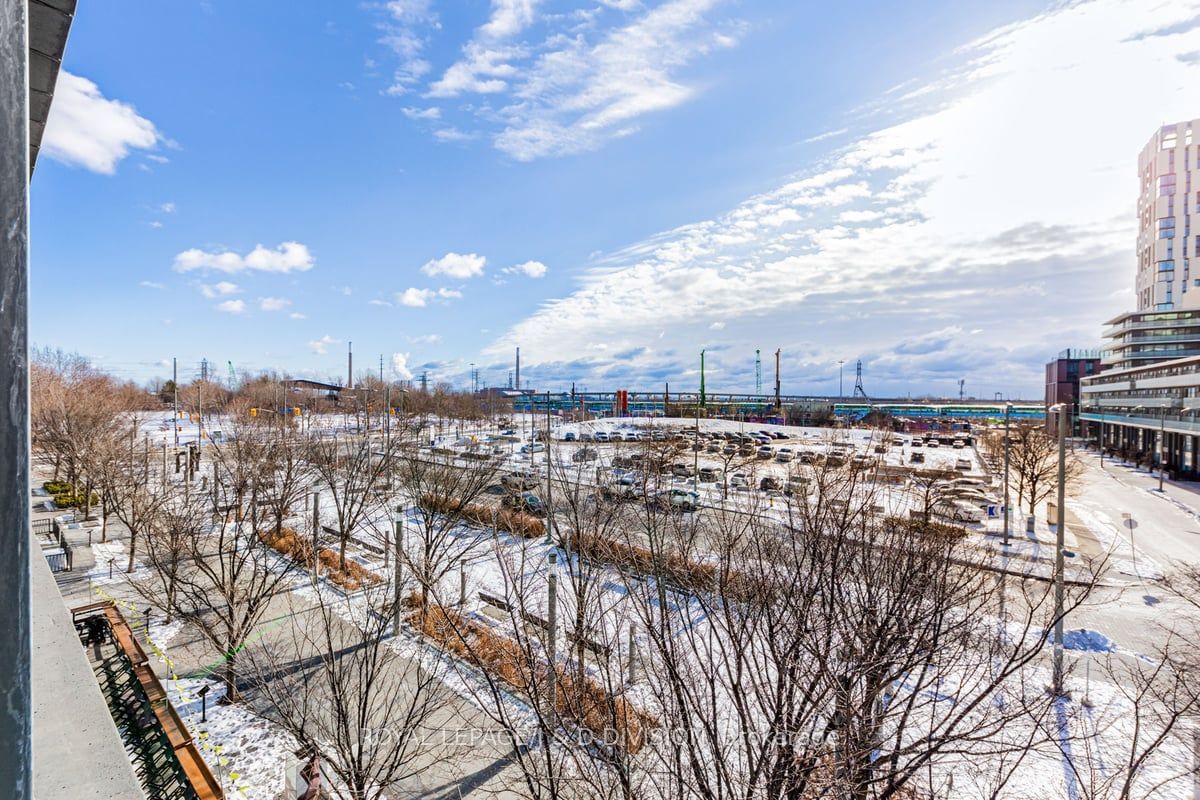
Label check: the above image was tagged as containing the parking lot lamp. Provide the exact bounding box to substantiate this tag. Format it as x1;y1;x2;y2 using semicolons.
1002;403;1013;548
1049;402;1067;696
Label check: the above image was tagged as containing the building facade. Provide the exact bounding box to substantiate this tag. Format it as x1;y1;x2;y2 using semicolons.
1045;349;1101;435
1136;119;1198;312
1079;119;1200;478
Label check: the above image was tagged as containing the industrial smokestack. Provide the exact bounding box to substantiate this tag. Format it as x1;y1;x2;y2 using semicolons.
348;341;353;388
516;347;521;390
775;349;781;410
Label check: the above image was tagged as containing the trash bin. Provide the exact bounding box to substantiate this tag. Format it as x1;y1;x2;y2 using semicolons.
1026;514;1035;534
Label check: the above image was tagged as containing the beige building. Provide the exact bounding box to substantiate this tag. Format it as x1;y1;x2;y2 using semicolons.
1136;118;1199;311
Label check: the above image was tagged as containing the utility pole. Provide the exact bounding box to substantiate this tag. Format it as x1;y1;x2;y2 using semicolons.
699;350;706;408
774;349;781;411
172;357;179;449
755;349;762;396
838;360;845;398
1003;404;1012;547
546;550;558;732
392;512;404;632
1052;404;1067;696
515;346;521;391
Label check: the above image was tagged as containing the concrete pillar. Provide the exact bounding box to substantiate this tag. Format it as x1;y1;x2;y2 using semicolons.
0;0;31;794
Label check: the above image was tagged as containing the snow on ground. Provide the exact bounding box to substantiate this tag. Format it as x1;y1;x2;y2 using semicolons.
168;677;301;800
86;539;152;584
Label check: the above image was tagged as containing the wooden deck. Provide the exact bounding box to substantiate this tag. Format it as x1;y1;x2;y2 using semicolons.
73;602;225;800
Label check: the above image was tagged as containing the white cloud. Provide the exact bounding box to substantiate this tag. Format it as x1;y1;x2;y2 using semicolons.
309;335;338;354
391;352;415;380
487;0;1199;396
409;333;441;344
146;154;169;164
380;0;439;95
174;241;314;274
421;251;486;279
398;287;435;307
289;312;306;320
433;127;477;142
259;297;292;311
493;0;741;160
502;260;548;278
42;71;162;174
200;281;240;299
709;321;725;330
401;106;442;120
215;299;245;314
397;286;463;307
148;220;164;229
159;202;176;214
368;298;394;307
139;280;165;290
480;0;542;40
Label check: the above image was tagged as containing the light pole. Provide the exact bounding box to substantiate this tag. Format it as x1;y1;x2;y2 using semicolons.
838;360;845;398
1002;403;1013;547
1049;402;1067;696
1157;407;1166;492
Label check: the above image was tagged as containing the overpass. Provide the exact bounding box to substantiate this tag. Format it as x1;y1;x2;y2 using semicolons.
508;390;1044;421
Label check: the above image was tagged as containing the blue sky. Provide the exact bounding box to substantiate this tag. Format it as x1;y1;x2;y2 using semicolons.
30;0;1200;398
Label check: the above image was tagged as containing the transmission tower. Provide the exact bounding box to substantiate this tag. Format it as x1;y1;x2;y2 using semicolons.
754;349;762;395
852;360;868;399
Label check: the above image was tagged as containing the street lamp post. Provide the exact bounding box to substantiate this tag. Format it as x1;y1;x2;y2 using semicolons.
1157;408;1166;492
1002;403;1013;547
1050;403;1067;696
838;360;845;398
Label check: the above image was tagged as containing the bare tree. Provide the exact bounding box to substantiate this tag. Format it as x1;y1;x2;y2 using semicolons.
307;427;398;567
248;585;449;800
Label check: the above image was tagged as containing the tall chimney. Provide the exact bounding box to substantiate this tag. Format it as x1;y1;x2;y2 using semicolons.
347;341;353;388
774;349;781;410
515;346;521;390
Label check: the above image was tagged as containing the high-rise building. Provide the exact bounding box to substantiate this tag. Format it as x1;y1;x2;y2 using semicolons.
1136;119;1198;311
1080;119;1200;478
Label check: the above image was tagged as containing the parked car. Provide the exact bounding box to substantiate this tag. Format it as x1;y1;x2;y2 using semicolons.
722;444;738;456
601;476;639;502
952;439;965;449
910;451;926;464
562;431;577;442
579;432;595;442
671;463;696;478
955;458;972;471
624;431;642;442
760;476;783;492
730;472;750;489
502;470;539;491
698;466;722;483
502;492;547;516
757;446;774;459
933;499;981;523
926;439;940;448
911;439;923;448
653;488;699;512
775;447;794;463
520;442;546;454
612;455;635;469
594;432;610;443
785;475;810;495
706;442;721;453
572;447;599;463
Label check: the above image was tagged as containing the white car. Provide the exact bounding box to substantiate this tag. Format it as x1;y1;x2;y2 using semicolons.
594;432;610;443
520;442;546;454
775;447;794;463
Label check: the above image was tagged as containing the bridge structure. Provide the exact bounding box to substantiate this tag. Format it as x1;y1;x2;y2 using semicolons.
509;390;1044;421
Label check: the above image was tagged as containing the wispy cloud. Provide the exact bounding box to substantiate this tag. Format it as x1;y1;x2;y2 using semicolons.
309;335;338;354
259;296;292;311
215;299;246;314
487;0;1198;396
501;260;548;278
139;280;166;290
200;281;240;298
382;0;741;159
